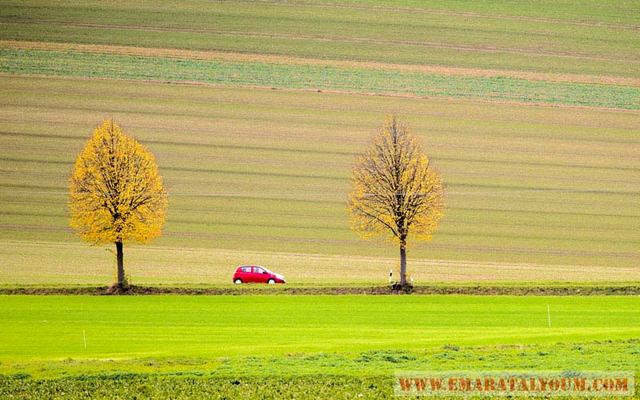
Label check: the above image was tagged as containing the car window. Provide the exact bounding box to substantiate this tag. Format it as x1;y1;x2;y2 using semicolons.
253;267;264;274
241;267;251;273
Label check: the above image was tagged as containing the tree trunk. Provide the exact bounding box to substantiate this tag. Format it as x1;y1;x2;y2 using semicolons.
116;241;125;287
399;241;407;287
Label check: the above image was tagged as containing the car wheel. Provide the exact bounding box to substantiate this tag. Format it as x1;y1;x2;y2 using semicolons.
234;278;243;284
267;278;276;284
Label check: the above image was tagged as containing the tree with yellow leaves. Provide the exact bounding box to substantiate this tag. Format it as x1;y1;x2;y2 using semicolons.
69;119;167;289
348;115;444;288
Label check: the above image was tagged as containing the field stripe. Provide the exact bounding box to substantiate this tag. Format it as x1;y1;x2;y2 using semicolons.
3;154;640;174
2;180;638;198
4;156;640;186
3;40;638;87
3;238;638;272
3;21;636;64
211;0;640;30
2;48;639;110
3;209;638;245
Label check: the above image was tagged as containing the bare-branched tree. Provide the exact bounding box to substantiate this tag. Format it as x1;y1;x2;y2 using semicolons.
348;115;445;287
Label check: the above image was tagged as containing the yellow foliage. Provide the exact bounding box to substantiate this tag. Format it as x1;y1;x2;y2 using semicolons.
69;119;167;244
348;115;444;246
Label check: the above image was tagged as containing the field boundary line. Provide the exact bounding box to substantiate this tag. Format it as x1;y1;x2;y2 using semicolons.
1;72;637;114
1;284;639;296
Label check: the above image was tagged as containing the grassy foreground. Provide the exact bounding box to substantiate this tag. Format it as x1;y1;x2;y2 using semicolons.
2;295;639;369
0;375;391;399
1;295;639;398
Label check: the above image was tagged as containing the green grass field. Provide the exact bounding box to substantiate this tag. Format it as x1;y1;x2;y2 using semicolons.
1;295;639;397
5;295;639;363
2;295;639;374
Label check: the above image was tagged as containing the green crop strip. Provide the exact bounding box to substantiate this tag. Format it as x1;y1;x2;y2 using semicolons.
1;296;639;398
1;48;638;110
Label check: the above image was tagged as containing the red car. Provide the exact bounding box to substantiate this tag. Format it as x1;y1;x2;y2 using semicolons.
232;265;286;284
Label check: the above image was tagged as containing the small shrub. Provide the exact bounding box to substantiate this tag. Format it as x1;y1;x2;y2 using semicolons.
356;350;417;363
